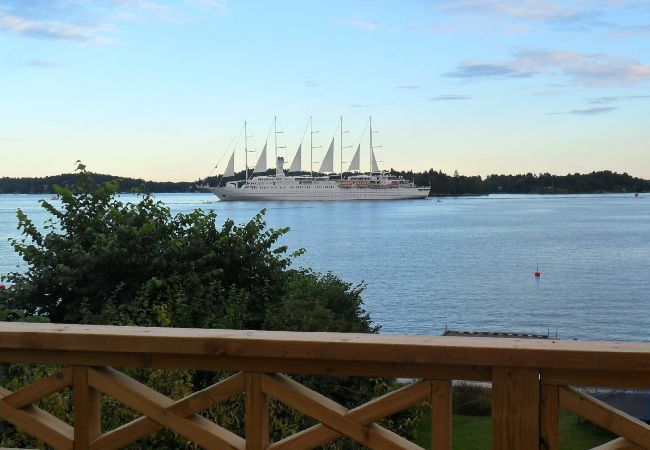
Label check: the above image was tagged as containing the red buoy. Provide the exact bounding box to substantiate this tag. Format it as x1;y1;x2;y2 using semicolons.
534;265;541;278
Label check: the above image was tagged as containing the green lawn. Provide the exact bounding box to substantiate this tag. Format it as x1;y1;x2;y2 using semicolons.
414;410;615;449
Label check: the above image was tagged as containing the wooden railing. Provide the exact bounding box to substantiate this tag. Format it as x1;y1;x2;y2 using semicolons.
1;323;650;449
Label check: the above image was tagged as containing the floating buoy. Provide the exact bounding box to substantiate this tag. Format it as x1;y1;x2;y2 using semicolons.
534;265;541;278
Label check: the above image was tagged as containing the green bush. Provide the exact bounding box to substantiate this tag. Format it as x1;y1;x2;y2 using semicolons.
453;383;492;416
0;164;420;449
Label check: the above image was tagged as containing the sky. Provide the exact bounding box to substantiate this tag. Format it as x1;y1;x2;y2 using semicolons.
1;0;649;181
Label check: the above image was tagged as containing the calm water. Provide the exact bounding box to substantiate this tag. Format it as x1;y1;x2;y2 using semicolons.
1;193;649;341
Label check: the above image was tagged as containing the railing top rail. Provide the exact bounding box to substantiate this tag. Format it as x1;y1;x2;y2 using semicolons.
2;322;650;372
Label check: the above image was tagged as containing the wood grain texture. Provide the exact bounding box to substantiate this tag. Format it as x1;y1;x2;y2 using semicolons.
540;384;559;450
87;367;245;450
262;373;422;450
0;350;491;380
3;368;72;409
269;380;429;450
245;373;268;450
542;369;650;388
0;386;74;450
430;380;452;450
2;323;650;372
72;367;101;450
492;367;539;450
559;387;650;448
90;372;244;450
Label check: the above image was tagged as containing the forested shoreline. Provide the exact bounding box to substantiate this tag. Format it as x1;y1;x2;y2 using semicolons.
2;169;648;195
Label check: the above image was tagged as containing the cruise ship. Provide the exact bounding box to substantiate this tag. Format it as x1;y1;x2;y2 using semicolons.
204;117;430;201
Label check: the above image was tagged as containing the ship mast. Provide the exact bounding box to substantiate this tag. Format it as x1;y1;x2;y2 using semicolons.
369;116;372;174
244;121;248;181
273;115;285;162
310;116;320;177
340;116;343;179
340;116;350;179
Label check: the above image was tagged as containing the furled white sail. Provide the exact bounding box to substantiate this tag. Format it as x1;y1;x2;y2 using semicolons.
348;144;360;171
319;138;334;173
289;144;301;172
371;149;379;172
223;151;235;177
253;143;267;173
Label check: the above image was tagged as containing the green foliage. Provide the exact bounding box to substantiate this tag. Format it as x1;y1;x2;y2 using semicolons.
453;383;492;416
0;167;419;448
0;171;193;194
392;169;650;195
415;410;614;450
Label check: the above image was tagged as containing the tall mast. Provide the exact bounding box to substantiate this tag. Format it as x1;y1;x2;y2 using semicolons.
309;116;320;177
244;121;248;181
369;116;372;174
274;115;285;164
340;116;343;179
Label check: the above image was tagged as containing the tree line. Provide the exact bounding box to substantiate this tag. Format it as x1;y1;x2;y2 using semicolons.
2;169;648;195
0;173;193;194
393;169;650;195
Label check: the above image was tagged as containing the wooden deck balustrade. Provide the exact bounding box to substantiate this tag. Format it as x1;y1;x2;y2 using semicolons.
1;323;650;450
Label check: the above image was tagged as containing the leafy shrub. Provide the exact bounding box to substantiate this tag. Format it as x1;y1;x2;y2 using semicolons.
453;383;492;416
1;164;420;449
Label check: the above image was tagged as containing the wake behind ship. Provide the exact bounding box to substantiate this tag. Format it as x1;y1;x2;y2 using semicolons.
203;117;430;201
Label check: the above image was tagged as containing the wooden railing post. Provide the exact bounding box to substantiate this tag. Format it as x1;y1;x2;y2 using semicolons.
431;379;452;450
245;372;269;449
492;367;539;450
540;385;559;450
72;366;101;450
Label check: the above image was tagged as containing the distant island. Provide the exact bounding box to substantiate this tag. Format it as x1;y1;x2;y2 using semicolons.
1;170;648;196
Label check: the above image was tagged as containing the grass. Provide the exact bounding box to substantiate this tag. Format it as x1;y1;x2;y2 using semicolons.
414;410;615;449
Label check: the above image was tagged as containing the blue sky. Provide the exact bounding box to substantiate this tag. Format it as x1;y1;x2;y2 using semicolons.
1;0;649;180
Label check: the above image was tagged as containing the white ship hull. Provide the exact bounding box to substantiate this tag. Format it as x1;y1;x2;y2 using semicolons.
210;185;429;201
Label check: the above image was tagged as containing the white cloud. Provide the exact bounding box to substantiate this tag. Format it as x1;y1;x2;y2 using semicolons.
447;50;650;87
438;0;573;21
0;0;229;44
0;11;113;44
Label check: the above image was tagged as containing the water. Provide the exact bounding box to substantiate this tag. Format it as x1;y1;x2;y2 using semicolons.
1;193;649;341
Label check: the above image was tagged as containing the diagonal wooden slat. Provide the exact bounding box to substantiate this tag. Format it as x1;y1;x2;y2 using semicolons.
2;368;72;409
262;373;424;450
0;387;74;450
87;367;245;450
90;372;245;450
269;379;429;450
590;437;644;449
559;387;650;449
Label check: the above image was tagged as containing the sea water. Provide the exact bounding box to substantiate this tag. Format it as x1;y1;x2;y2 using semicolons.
1;193;649;341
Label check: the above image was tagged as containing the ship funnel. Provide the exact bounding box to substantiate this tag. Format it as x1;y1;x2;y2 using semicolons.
276;157;285;178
